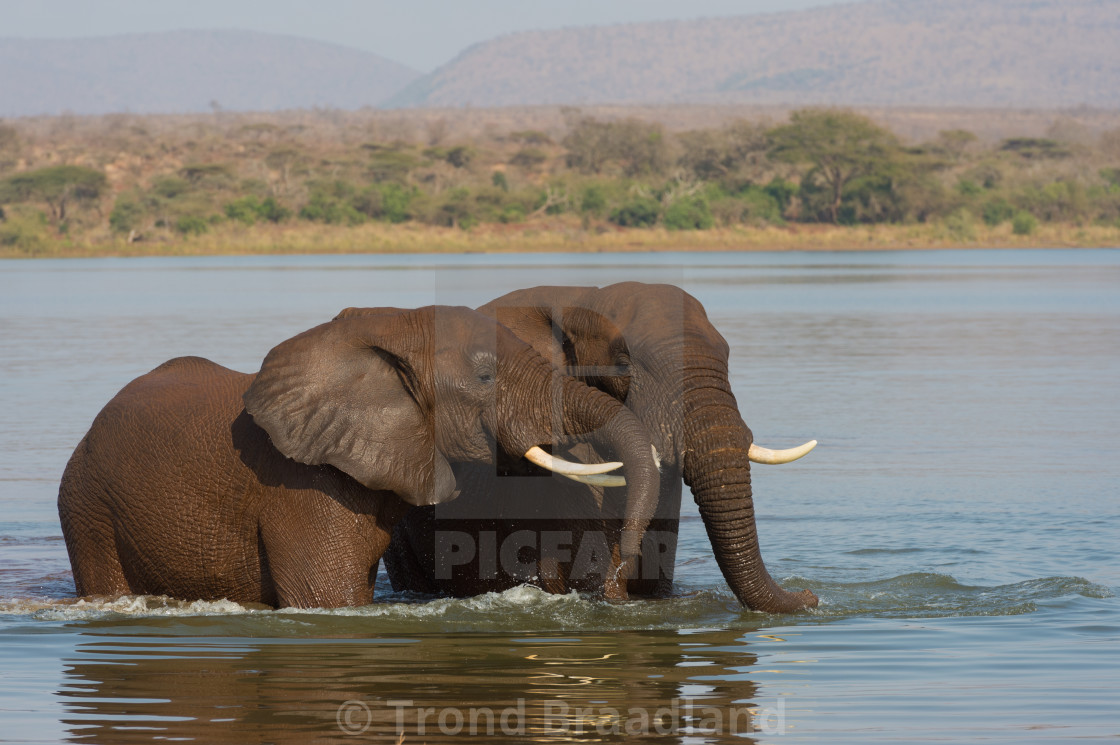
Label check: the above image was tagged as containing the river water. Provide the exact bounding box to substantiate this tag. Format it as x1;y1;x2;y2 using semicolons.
1;250;1117;743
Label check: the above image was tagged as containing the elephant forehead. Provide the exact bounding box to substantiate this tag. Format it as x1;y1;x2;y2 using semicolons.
430;308;498;345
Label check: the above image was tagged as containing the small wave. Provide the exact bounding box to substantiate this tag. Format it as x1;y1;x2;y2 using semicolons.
280;584;750;632
804;573;1112;619
1;595;263;621
0;535;64;545
0;585;747;632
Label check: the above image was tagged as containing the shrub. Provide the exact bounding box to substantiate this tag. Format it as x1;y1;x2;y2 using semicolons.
580;184;607;215
1101;168;1120;188
509;130;552;145
999;138;1072;159
430;187;478;229
709;186;785;226
367;148;419;183
1016;181;1088;222
742;185;784;223
445;145;473;169
609;197;660;227
942;209;976;241
981;197;1015;226
0;208;50;255
763;178;798;214
299;181;365;226
510;147;548;170
499;204;526;223
1012;211;1038;236
224;196;291;225
257;197;291;223
109;196;145;234
492;171;509;191
663;195;714;230
174;215;209;235
225;196;261;225
178;163;234;188
151;176;190;199
353;183;414;223
956;179;983;196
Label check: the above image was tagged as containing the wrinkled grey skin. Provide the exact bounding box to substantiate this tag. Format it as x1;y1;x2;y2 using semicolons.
387;285;818;612
58;306;659;608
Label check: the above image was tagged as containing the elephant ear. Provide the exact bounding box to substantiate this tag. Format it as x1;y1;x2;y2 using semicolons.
243;310;456;507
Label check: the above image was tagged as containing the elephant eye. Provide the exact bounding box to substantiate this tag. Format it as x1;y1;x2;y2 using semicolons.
470;350;497;387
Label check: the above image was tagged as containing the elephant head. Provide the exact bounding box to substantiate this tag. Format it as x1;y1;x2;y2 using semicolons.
243;305;661;545
480;284;818;612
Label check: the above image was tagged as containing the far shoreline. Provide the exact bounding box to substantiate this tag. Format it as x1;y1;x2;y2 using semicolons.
4;220;1118;260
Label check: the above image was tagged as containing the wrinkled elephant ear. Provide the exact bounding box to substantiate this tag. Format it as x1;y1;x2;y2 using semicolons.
243;309;456;507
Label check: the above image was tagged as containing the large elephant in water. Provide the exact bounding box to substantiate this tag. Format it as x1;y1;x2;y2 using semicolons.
387;284;818;612
58;305;659;608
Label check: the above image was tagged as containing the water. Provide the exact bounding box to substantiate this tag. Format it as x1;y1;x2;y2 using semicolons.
1;250;1118;743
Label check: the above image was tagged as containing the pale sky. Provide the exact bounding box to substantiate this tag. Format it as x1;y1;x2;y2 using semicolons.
1;0;855;72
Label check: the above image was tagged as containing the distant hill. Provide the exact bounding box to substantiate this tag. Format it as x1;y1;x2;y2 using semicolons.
0;30;420;117
386;0;1120;109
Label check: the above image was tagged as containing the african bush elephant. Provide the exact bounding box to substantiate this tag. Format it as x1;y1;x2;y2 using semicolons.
57;305;660;608
386;284;818;612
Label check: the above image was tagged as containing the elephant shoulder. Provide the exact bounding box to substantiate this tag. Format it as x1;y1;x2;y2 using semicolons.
140;356;248;389
113;356;249;415
149;355;233;378
81;357;250;471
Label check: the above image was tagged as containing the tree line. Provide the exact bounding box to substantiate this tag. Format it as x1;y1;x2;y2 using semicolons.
2;108;1120;252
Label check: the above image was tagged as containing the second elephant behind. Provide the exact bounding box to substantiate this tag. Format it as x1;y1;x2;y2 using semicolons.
386;283;819;612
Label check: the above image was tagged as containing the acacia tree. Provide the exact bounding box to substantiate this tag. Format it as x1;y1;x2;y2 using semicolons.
563;117;668;177
0;165;107;226
678;120;770;183
768;109;901;224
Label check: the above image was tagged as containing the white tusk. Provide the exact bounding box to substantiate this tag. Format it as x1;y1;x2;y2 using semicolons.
558;445;661;488
748;440;818;464
564;473;627;487
524;446;623;475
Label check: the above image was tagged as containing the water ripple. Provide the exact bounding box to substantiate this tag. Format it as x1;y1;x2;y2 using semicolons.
2;574;1110;635
806;573;1112;619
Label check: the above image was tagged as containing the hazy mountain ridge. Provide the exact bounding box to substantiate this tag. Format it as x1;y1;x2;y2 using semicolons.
0;30;421;117
387;0;1120;109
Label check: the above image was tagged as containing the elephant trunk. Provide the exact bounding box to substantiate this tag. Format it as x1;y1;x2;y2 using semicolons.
682;364;818;613
557;375;660;559
496;333;660;560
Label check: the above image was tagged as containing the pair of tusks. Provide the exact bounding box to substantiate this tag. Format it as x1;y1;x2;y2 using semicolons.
524;439;818;487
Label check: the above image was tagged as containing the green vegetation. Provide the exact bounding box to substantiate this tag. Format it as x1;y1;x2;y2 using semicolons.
1;108;1119;256
0;165;105;226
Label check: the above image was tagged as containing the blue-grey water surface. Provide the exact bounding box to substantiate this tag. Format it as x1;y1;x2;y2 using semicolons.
1;250;1118;743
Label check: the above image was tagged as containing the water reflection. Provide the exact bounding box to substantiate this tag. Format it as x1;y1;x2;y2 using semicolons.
59;625;773;743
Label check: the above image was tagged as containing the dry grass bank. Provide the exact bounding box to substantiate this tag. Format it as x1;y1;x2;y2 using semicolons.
8;218;1117;260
